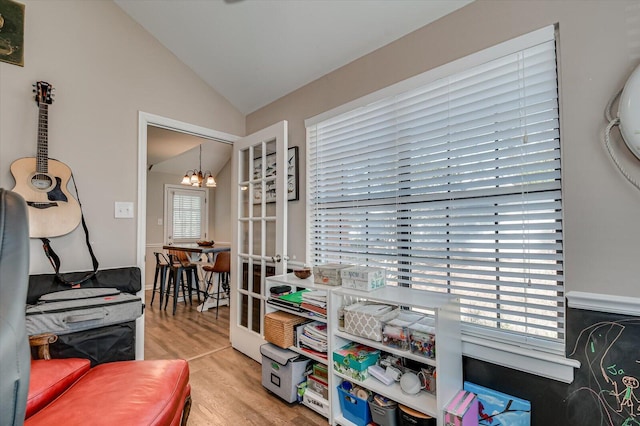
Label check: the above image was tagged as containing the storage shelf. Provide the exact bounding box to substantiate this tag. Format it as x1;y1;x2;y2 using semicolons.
288;345;328;365
330;286;462;425
265;273;333;424
266;272;337;291
264;274;462;426
333;370;438;417
333;414;357;426
333;285;456;310
266;301;327;323
334;330;436;368
302;389;330;419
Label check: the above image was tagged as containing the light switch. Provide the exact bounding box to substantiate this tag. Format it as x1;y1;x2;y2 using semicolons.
115;201;134;218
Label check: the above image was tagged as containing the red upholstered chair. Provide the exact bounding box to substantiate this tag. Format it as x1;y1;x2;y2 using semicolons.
0;189;192;426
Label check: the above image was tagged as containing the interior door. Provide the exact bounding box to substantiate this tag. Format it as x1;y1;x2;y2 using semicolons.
231;121;288;362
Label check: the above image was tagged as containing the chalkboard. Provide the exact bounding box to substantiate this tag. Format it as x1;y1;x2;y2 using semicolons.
565;307;640;426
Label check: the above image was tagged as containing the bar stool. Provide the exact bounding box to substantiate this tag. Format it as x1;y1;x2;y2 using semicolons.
150;252;170;308
165;251;200;315
202;251;230;319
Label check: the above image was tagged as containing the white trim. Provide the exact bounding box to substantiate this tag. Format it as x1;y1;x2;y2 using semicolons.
566;291;640;317
137;111;240;360
305;25;555;127
463;336;579;383
140;111;239;145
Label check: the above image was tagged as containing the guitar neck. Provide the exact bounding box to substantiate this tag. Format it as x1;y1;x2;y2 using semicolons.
37;104;49;174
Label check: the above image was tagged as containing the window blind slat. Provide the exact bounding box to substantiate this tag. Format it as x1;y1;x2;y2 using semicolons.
308;30;563;350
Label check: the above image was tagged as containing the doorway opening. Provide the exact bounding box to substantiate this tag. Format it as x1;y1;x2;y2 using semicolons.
136;111;239;358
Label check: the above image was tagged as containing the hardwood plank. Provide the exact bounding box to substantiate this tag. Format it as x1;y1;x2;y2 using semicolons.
144;291;327;425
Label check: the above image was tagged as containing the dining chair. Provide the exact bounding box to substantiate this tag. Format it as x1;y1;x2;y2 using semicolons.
165;250;200;315
201;251;230;319
150;252;170;308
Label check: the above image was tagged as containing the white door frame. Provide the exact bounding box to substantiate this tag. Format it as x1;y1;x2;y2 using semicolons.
230;120;288;362
136;111;239;359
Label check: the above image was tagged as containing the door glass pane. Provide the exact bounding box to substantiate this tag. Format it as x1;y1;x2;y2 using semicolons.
239;181;250;219
240;293;248;328
240;221;249;255
265;219;276;260
240;258;249;291
239;147;249;184
252;297;261;333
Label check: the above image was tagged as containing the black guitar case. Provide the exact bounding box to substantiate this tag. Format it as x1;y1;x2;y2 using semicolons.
27;266;141;305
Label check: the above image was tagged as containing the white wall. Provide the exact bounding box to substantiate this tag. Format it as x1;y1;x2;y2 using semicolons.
0;1;245;275
247;0;640;298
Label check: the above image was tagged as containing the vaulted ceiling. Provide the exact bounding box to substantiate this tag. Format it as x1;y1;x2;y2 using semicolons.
121;0;473;176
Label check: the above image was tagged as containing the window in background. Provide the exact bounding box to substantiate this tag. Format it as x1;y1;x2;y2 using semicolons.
306;26;564;353
165;185;208;244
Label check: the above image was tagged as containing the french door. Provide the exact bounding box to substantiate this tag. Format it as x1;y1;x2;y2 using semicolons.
230;121;288;362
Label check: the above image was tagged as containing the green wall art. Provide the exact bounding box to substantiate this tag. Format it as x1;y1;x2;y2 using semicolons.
0;0;24;67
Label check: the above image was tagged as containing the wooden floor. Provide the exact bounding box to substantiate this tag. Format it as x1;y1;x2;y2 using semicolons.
144;290;327;426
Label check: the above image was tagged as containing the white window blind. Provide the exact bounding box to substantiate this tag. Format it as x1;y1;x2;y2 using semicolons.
167;187;207;242
307;27;564;352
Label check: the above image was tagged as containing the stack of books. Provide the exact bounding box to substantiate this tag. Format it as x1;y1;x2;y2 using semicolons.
300;290;327;318
267;289;307;312
296;321;328;359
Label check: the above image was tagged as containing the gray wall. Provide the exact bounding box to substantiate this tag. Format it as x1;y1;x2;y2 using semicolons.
247;0;640;298
0;0;245;275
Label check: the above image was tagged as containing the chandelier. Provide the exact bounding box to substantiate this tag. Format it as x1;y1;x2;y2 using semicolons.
180;144;217;188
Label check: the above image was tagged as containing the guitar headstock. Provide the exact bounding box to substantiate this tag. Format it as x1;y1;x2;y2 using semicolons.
33;81;54;106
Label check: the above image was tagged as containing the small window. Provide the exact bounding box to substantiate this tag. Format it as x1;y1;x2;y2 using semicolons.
165;185;208;243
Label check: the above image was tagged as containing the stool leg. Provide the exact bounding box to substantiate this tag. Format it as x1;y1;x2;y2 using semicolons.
183;270;193;306
159;266;167;309
216;273;222;319
164;270;173;311
173;268;181;315
194;268;202;304
202;270;212;307
151;266;160;306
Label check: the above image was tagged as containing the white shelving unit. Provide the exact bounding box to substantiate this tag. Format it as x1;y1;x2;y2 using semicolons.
265;273;335;421
329;286;462;426
264;275;463;426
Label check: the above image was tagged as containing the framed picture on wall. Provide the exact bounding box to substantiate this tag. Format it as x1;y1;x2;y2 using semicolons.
0;0;25;67
253;146;299;203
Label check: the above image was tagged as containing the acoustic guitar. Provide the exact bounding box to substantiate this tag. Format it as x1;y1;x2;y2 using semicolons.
11;81;81;238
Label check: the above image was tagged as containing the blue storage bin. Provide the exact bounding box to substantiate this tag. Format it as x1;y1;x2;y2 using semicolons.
337;385;372;426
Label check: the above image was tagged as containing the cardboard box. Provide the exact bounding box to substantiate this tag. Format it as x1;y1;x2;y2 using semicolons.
340;266;386;291
333;342;380;381
312;263;353;286
444;390;479;426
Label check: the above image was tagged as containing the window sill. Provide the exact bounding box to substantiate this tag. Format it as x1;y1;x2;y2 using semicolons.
462;334;579;383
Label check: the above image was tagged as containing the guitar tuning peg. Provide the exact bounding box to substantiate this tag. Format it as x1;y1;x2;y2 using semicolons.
32;83;36;87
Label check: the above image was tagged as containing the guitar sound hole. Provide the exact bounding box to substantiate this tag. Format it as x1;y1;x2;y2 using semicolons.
31;173;53;190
